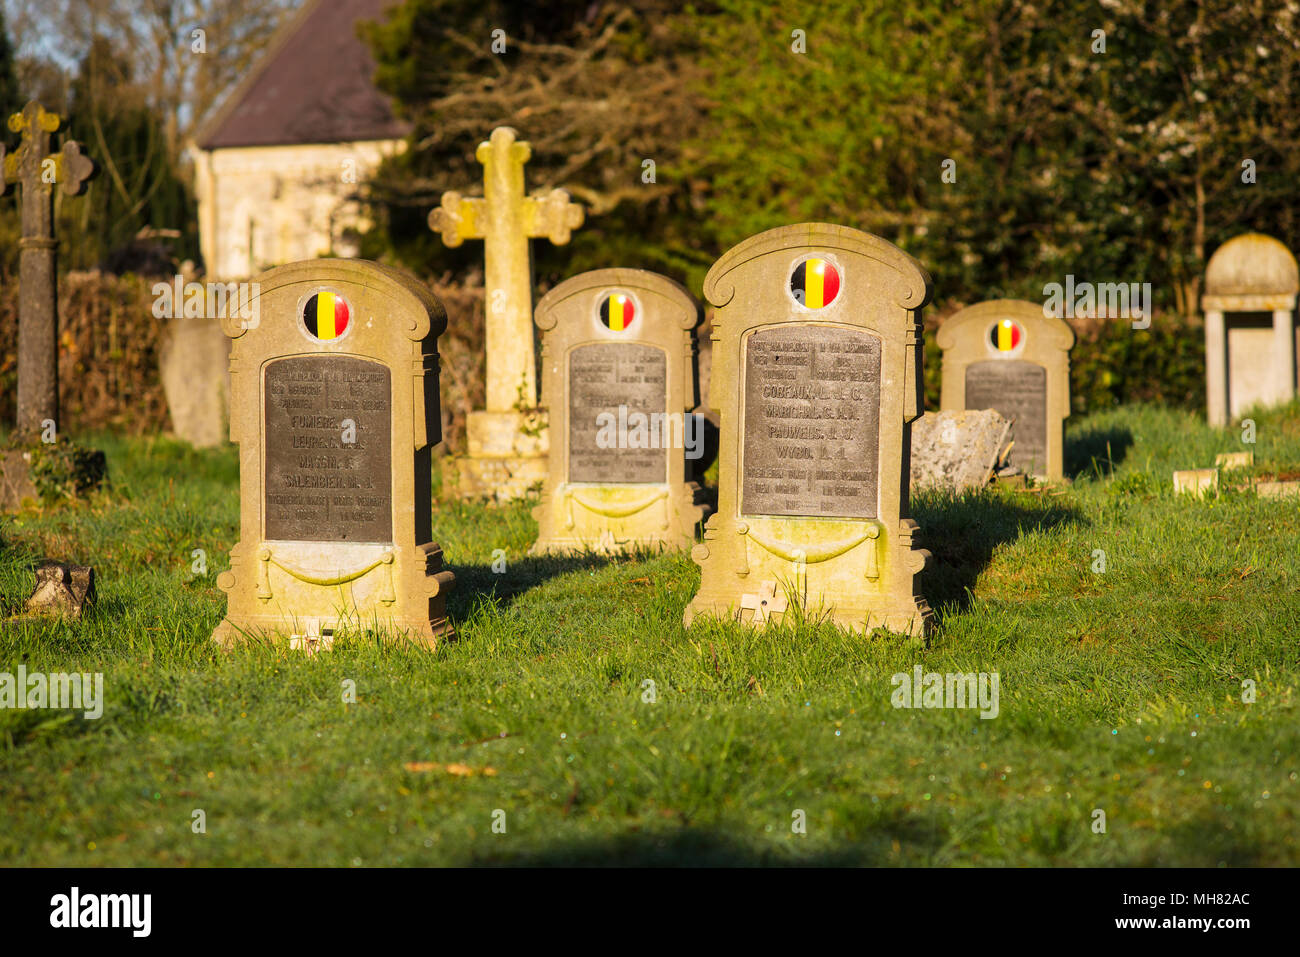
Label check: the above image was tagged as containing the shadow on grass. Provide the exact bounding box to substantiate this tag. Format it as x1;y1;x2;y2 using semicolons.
445;552;616;618
912;489;1082;624
462;814;945;866
1065;424;1134;479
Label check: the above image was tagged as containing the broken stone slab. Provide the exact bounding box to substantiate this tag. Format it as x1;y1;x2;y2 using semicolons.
23;561;96;619
1173;468;1218;497
910;409;1012;493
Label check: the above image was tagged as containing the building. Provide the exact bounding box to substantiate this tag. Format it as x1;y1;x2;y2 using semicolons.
188;0;409;279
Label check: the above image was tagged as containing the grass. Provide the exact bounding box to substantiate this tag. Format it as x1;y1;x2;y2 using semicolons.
1;401;1298;866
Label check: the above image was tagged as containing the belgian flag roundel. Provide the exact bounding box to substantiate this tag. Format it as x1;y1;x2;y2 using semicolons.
988;319;1023;352
303;291;350;340
599;293;635;331
791;258;841;308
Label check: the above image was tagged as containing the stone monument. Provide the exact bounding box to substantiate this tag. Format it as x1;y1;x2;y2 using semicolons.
429;126;584;501
1201;232;1298;426
936;298;1074;481
210;259;455;648
684;223;933;636
529;268;708;555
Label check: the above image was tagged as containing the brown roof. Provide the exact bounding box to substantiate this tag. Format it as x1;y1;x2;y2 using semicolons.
195;0;410;150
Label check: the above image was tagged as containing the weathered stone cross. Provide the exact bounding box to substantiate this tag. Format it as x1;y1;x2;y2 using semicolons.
0;101;96;436
429;126;583;412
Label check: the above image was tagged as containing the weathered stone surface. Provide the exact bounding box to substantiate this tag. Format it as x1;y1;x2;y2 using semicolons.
24;561;95;618
210;259;455;648
910;409;1011;492
429;126;583;501
1173;468;1218;497
530;268;707;555
0;450;39;509
684;223;933;637
937;299;1074;481
1202;233;1298;425
160;317;230;448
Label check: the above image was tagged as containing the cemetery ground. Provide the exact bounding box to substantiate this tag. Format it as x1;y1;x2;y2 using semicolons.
1;403;1298;867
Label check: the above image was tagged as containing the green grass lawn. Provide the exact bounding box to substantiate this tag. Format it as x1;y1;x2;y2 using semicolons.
1;402;1298;866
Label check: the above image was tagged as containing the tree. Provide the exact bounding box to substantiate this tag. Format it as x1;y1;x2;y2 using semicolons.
360;0;712;283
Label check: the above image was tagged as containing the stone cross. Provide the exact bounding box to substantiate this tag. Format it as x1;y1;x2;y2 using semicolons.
0;101;96;436
738;580;788;624
429;126;583;412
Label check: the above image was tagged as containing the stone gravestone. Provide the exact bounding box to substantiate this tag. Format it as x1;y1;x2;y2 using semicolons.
937;299;1074;482
529;268;708;555
1201;232;1298;426
429;126;584;501
160;317;231;448
684;223;933;636
210;260;455;648
910;409;1011;492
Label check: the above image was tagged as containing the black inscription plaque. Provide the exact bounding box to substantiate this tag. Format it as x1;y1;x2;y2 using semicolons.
965;359;1047;474
741;325;881;518
263;355;393;542
568;343;667;483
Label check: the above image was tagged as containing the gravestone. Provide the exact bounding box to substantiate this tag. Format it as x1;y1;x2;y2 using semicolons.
910;409;1011;492
1201;233;1298;425
160;318;231;448
937;299;1074;481
684;223;933;636
530;268;708;555
210;259;455;648
429;126;585;501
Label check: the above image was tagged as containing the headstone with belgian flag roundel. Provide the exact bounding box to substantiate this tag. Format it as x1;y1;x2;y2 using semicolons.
209;259;456;649
684;223;934;637
936;298;1075;481
529;268;709;555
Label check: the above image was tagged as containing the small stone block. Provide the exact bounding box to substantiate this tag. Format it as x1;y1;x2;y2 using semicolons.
1257;480;1300;499
1173;468;1218;497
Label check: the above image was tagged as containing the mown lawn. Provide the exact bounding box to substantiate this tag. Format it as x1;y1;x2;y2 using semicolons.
1;402;1298;866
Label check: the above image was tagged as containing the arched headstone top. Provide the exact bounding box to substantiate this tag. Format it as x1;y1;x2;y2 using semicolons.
536;267;698;333
224;258;446;343
1204;233;1299;303
703;222;932;311
936;299;1075;353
